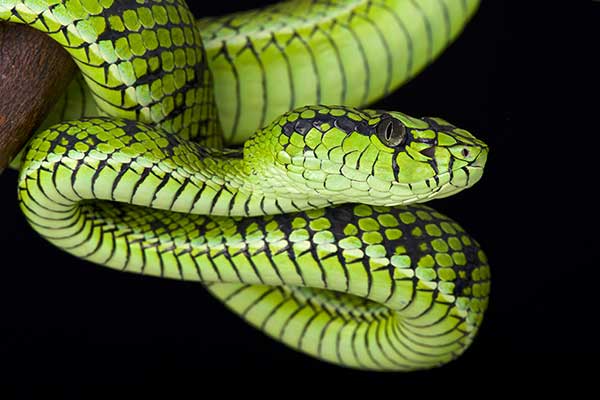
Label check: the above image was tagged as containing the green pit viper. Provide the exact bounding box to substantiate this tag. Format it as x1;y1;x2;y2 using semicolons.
1;0;490;371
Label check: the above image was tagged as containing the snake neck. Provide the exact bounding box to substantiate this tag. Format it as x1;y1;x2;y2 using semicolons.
165;140;334;216
17;118;331;217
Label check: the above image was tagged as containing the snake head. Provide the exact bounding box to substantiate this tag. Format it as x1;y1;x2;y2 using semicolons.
248;106;488;205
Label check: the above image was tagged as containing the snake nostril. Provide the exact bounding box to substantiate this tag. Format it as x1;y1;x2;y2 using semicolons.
461;148;470;158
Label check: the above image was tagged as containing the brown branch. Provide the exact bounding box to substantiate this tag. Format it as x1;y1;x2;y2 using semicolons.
0;22;76;173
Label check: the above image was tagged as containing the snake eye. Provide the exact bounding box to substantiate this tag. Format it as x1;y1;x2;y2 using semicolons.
376;117;405;146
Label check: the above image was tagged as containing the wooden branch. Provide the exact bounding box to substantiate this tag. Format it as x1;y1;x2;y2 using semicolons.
0;22;76;173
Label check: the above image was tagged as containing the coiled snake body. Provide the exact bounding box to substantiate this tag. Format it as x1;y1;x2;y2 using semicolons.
2;0;490;370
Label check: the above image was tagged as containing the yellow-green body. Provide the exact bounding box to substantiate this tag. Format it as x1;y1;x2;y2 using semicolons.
1;0;489;370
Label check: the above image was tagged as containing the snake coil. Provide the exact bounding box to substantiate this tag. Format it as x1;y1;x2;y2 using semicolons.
2;0;489;371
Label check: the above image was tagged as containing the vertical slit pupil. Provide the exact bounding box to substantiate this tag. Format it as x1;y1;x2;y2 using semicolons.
385;121;394;141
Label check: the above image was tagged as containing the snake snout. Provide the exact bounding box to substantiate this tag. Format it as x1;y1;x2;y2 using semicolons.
470;145;488;169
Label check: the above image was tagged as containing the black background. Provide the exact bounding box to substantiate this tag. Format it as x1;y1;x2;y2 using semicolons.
0;1;589;386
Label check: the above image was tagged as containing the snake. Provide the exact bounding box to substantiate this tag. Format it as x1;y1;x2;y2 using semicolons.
1;0;490;371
